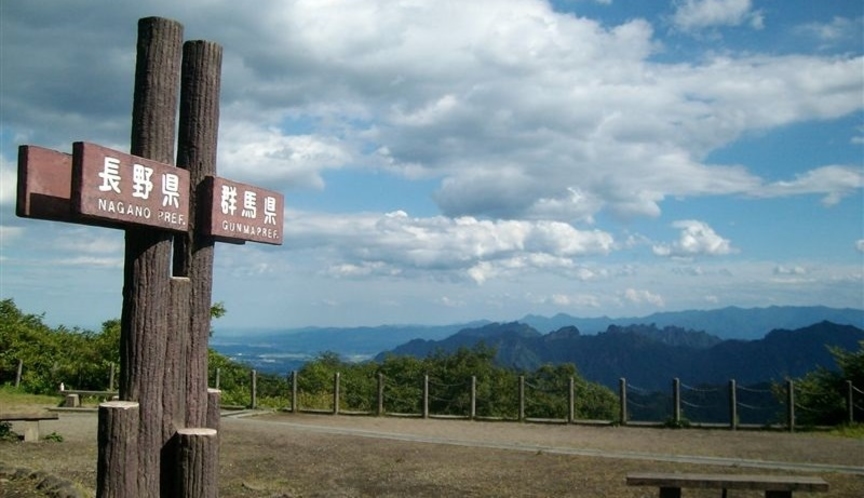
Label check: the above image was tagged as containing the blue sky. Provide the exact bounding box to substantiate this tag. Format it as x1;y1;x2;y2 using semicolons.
1;0;862;331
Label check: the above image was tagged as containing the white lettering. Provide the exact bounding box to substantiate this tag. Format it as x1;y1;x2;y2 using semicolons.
99;157;122;193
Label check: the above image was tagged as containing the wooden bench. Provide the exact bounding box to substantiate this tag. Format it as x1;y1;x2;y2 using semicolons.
59;389;119;407
0;413;60;442
626;472;829;498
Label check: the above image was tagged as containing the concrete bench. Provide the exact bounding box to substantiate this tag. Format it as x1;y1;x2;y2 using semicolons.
0;413;60;442
626;472;829;498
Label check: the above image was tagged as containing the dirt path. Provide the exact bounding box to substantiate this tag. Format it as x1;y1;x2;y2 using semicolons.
2;409;863;497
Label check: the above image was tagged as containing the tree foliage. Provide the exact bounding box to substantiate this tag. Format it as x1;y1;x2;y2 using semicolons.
784;341;864;426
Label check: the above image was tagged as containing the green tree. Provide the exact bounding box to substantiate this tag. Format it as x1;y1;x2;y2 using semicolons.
785;341;864;426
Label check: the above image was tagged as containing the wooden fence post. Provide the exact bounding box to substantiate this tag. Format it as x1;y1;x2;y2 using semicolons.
619;378;627;426
423;375;429;419
214;368;221;390
175;428;218;498
672;377;681;425
470;376;477;420
333;372;340;415
97;401;139;498
109;362;115;392
568;376;575;424
15;359;22;388
847;380;854;424
786;379;795;433
729;379;738;431
250;370;257;409
206;389;220;432
518;375;525;422
291;371;298;413
377;372;384;416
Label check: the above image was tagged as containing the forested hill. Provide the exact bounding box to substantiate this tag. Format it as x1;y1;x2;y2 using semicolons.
378;321;864;391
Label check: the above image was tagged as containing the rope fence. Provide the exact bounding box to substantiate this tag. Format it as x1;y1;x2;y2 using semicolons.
225;369;862;431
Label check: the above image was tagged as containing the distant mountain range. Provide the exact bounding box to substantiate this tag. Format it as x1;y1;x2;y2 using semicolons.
378;321;864;391
518;305;864;339
211;306;864;384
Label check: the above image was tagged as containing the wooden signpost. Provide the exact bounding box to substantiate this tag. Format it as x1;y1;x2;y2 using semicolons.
16;17;281;497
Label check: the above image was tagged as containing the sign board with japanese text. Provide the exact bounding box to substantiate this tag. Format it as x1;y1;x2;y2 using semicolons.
72;142;190;232
204;176;283;245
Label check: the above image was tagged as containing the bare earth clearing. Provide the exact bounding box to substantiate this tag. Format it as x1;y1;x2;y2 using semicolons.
1;407;863;497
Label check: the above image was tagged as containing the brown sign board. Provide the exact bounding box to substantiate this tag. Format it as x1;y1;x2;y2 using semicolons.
72;142;190;232
204;176;284;245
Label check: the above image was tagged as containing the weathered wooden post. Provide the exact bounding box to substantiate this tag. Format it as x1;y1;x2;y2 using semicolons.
786;379;795;433
568;376;575;424
847;380;855;424
109;363;116;392
250;370;258;410
206;389;221;431
672;378;681;425
14;359;22;388
175;428;218;497
121;18;184;497
333;372;340;415
470;375;477;420
291;371;298;413
518;375;525;422
377;372;384;416
214;368;221;390
729;379;738;431
97;401;139;498
422;375;430;419
619;378;627;426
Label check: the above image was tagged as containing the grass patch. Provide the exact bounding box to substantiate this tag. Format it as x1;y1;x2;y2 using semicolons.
0;385;62;409
827;423;864;439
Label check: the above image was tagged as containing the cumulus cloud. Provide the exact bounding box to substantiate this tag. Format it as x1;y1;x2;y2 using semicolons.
623;288;665;307
284;209;614;282
653;220;736;258
671;0;763;32
2;1;861;225
753;165;864;206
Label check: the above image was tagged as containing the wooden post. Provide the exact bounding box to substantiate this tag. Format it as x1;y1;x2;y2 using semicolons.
165;277;190;444
174;39;222;429
847;380;854;424
518;375;525;422
786;379;795;433
14;359;22;388
672;378;681;425
568;376;575;424
175;428;218;498
333;372;340;415
291;371;298;413
214;368;221;390
119;17;183;498
377;372;384;416
470;376;477;420
250;370;257;409
729;379;738;430
109;363;116;392
97;401;139;498
206;389;220;432
619;378;627;426
423;375;429;419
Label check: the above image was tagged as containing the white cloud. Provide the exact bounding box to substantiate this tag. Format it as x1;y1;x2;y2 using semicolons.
284;209;614;282
796;16;863;46
0;226;25;243
671;0;763;32
653;220;736;258
0;157;16;206
752;165;864;206
856;240;864;253
774;265;807;276
623;288;665;307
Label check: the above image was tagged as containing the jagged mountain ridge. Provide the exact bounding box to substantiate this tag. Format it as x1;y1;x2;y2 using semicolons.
378;321;864;391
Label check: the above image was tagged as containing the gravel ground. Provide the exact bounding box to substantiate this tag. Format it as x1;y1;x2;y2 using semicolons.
1;409;863;497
